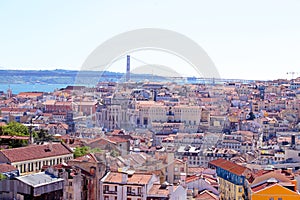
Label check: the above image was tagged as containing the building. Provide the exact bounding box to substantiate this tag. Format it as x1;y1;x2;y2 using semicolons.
0;163;19;179
247;169;300;200
0;142;73;175
66;153;107;200
209;158;250;200
176;146;237;167
100;171;157;200
100;170;186;200
0;169;64;200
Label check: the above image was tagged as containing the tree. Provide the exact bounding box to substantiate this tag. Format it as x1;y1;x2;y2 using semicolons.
0;174;7;180
73;146;104;158
2;122;29;136
74;146;91;158
110;149;120;157
0;122;30;148
36;129;53;142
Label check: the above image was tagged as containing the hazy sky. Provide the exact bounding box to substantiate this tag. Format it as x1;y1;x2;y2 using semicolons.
1;0;300;80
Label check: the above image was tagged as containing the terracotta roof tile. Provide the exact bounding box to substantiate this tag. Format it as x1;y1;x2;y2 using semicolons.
0;143;73;163
0;163;18;173
103;171;153;185
209;158;247;176
148;184;169;196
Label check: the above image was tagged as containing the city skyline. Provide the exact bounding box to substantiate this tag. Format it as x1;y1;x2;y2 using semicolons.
1;1;300;80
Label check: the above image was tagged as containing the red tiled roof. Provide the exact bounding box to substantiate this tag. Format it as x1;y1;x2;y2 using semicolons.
195;190;219;200
148;184;169;196
0;135;29;140
17;92;43;98
0;163;18;173
103;171;153;185
209;158;247;176
0;143;73;163
107;136;128;143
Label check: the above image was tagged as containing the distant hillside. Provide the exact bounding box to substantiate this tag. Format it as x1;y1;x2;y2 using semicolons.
0;69;168;84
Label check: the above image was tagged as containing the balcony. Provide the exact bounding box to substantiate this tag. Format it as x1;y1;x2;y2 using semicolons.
103;190;117;195
127;191;142;196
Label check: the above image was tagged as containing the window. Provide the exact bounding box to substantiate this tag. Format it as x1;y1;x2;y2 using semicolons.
238;187;242;193
138;187;142;195
278;198;282;200
269;198;274;200
115;186;117;192
180;167;185;172
127;186;132;193
104;196;109;200
104;185;109;192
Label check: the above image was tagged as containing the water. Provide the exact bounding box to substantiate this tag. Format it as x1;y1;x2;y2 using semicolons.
0;83;70;94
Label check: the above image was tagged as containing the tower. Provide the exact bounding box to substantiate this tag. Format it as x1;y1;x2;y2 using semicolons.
126;55;130;82
6;85;12;99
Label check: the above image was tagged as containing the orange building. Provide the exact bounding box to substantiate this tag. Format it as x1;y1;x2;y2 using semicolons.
248;170;300;200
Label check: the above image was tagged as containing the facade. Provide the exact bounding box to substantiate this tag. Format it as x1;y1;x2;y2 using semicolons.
100;171;186;200
176;146;237;167
66;153;107;200
209;158;250;200
100;171;157;200
0;142;73;175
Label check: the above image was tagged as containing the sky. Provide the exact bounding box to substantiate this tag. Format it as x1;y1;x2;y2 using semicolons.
0;0;300;80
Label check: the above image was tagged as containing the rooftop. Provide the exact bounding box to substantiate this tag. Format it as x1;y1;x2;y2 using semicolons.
15;171;63;187
0;142;73;163
102;171;153;185
0;163;18;173
209;158;248;176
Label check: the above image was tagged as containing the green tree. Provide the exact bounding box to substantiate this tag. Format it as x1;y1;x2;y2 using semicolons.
36;129;53;141
0;122;31;148
0;174;7;180
73;146;104;158
90;147;103;153
2;122;29;136
110;149;120;157
74;146;91;158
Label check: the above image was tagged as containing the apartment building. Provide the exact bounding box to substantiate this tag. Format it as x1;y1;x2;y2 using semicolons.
100;171;186;200
247;169;300;200
209;158;250;200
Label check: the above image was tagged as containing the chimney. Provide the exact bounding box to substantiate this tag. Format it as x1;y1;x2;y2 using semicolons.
46;141;53;152
121;172;128;184
193;188;199;198
291;134;296;146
